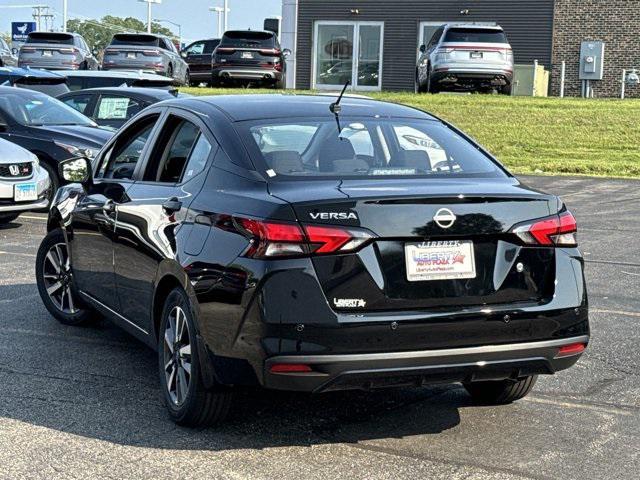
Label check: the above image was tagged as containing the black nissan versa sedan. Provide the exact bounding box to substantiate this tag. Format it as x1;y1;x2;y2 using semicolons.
35;94;589;426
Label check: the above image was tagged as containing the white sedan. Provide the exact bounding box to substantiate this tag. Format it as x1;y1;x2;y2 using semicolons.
0;138;51;224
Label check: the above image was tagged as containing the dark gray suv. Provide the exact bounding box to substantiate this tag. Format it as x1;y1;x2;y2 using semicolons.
102;33;189;85
18;32;98;71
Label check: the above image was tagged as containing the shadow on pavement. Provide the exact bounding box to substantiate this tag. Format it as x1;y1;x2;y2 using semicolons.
0;283;464;450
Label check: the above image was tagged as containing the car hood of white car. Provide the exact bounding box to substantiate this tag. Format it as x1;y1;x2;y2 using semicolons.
0;137;37;164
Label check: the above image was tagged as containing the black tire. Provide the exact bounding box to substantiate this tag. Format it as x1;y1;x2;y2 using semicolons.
464;375;537;405
501;83;513;95
0;213;19;224
274;78;285;89
166;64;174;80
35;228;95;326
158;287;232;427
184;70;190;86
416;69;426;93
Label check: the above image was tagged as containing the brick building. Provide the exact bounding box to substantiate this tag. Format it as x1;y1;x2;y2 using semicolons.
551;0;640;98
280;0;640;97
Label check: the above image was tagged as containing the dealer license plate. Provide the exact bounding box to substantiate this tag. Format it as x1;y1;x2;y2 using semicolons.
405;240;476;282
42;50;53;57
470;52;483;59
14;183;37;202
127;52;137;59
241;52;254;59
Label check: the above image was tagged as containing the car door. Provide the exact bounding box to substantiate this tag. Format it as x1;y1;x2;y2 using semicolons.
418;26;444;83
113;108;217;331
69;112;161;310
94;94;147;130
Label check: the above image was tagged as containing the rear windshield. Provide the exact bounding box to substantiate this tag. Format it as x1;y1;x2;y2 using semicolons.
110;34;160;47
239;118;507;179
26;33;74;45
444;28;507;44
220;31;276;48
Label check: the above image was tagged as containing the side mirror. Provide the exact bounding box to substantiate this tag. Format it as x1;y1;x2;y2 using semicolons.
92;48;100;56
282;48;292;57
59;157;92;185
419;44;426;53
180;51;188;58
11;48;18;56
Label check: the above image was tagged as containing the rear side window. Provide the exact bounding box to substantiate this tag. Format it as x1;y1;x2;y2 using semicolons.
144;116;213;183
240;118;506;179
62;94;93;115
220;31;276;48
443;28;507;44
26;33;74;45
110;34;160;47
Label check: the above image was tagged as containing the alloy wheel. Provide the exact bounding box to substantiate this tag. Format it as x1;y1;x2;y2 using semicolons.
42;242;78;314
163;306;192;406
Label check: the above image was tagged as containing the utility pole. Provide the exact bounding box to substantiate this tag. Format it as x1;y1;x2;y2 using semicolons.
139;0;161;34
32;5;47;31
63;0;68;32
209;6;227;37
223;0;229;32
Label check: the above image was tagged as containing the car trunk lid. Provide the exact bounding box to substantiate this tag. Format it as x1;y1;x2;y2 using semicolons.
269;178;557;313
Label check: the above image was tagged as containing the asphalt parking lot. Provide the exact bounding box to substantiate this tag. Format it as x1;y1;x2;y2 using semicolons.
0;175;638;480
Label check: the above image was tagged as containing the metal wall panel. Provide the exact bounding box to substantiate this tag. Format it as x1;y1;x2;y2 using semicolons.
297;0;554;90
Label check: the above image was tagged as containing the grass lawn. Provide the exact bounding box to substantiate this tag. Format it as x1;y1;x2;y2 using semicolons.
181;87;640;178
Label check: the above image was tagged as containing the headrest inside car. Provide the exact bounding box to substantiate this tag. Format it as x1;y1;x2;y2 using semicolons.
264;150;304;174
389;150;431;171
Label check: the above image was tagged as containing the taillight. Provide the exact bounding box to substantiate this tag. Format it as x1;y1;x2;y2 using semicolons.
222;216;374;259
142;50;161;56
58;47;78;54
215;47;236;54
259;48;280;56
513;211;577;247
20;47;36;53
555;342;587;358
103;49;120;56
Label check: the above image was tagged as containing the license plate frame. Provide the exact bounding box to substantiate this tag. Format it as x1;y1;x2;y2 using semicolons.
127;52;137;59
405;240;476;282
14;182;37;202
42;50;53;57
241;51;254;59
470;51;483;59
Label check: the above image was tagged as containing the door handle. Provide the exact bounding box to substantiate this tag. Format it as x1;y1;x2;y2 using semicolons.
162;197;182;215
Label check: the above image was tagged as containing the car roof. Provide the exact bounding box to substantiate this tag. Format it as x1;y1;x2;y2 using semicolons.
0;85;49;96
444;23;502;30
51;70;170;81
0;66;66;80
59;86;177;98
169;94;437;122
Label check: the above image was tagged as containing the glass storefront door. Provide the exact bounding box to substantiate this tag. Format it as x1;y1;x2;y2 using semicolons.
313;21;383;91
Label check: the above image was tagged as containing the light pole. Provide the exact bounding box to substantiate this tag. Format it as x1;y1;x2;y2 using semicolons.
223;0;228;32
62;0;67;32
139;0;161;34
209;6;228;37
154;18;181;47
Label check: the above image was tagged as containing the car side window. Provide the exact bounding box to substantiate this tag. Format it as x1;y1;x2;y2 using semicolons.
97;115;159;180
186;42;205;55
203;40;218;54
428;28;443;48
62;94;93;115
96;95;143;121
144;115;212;183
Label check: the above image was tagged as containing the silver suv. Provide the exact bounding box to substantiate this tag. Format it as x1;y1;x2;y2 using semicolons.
417;24;513;94
102;33;189;85
18;32;98;71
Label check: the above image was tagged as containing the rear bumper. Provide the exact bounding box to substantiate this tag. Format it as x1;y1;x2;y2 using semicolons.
432;66;513;84
213;66;282;82
264;335;589;392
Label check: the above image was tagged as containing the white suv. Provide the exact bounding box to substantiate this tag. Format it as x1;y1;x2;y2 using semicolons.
0;138;51;224
417;24;514;94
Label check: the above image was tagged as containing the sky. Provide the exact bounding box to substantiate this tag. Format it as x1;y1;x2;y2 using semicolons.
0;0;282;44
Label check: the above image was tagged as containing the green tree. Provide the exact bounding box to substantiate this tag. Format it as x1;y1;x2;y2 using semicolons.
1;32;10;44
67;15;175;53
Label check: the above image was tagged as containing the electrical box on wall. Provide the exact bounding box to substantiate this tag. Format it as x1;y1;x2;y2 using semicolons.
579;41;605;80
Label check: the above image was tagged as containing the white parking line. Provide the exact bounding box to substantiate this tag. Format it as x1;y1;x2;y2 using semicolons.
525;395;634;416
0;250;36;257
592;308;640;318
19;215;47;221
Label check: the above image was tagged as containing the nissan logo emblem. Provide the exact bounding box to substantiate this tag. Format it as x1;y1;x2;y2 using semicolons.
9;165;20;176
433;208;456;229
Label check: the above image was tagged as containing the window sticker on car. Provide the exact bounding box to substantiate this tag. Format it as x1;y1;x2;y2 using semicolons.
97;98;130;120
